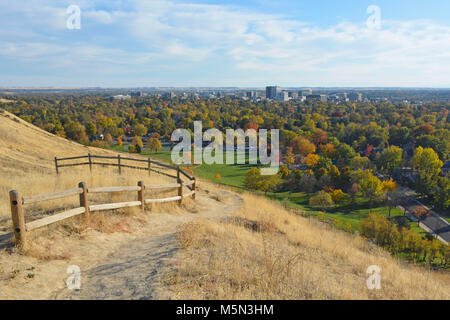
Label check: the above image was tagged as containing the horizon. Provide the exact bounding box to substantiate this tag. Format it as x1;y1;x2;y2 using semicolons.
1;0;450;87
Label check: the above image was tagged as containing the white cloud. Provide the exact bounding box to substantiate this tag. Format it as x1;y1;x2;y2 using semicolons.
0;0;450;86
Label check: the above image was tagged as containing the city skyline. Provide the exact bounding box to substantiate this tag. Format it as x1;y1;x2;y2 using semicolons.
1;0;450;87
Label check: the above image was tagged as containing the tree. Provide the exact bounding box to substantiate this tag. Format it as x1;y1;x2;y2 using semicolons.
104;133;113;145
412;206;428;226
434;177;450;210
278;165;290;178
148;137;162;153
389;126;410;147
283;147;295;165
350;155;372;170
133;124;148;137
319;143;337;159
64;120;85;142
258;175;281;195
309;191;334;210
353;170;385;209
305;154;320;168
382;179;400;217
336;143;356;162
312;129;328;146
290;137;316;156
131;136;144;153
244;167;262;190
85;122;97;137
348;183;360;204
377;146;403;174
299;173;317;193
412;147;443;197
330;189;346;203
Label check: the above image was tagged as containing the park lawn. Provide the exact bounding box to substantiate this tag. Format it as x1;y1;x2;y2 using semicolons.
267;191;421;233
110;144;254;187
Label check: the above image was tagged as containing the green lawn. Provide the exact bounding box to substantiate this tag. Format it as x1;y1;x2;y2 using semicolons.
266;191;424;233
111;144;256;187
108;143;428;236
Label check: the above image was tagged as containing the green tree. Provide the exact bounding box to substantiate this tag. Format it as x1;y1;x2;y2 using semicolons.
434;177;450;210
377;146;403;174
148;137;162;153
134;123;148;136
244;167;262;190
309;191;334;210
131;136;144;153
85;122;97;137
412;147;443;197
353;170;385;209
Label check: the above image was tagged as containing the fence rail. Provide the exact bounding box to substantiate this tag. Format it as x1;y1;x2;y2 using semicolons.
9;154;197;249
54;153;184;176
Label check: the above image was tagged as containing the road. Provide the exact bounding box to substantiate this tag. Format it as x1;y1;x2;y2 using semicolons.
397;187;450;244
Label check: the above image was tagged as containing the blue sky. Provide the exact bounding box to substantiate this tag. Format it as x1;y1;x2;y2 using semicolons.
1;0;450;87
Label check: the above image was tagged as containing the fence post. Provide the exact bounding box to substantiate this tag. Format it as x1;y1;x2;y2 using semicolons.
118;154;122;175
54;157;59;175
9;190;26;250
177;178;183;206
78;182;89;220
88;153;92;173
192;177;196;200
138;181;145;210
177;165;180;180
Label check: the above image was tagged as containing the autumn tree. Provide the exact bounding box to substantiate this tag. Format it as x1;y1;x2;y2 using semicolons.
131;136;144;153
134;123;148;137
382;178;399;217
290;137;316;156
377;146;403;174
148;137;162;153
353;170;385;209
85;122;97;137
412;147;443;197
312;129;328;146
244;167;262;190
305;154;320;168
309;191;334;210
283;147;295;165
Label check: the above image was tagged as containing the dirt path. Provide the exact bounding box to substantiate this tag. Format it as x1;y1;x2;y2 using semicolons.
53;190;243;300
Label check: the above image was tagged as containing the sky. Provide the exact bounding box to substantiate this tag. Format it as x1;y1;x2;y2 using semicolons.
1;0;450;88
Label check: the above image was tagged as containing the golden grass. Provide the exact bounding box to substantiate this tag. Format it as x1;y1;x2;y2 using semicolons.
165;193;450;300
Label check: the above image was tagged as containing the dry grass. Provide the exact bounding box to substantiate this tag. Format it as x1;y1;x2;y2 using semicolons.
165;193;450;300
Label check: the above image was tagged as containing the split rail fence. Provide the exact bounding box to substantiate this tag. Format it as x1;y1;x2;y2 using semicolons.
9;154;196;249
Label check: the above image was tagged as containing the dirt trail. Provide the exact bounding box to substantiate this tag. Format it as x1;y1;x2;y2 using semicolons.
53;190;243;300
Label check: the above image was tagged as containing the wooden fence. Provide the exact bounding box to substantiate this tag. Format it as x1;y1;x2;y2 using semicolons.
54;153;187;180
9;154;196;249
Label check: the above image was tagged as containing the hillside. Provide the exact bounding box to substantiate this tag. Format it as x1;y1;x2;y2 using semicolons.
0;109;448;300
0;109;116;177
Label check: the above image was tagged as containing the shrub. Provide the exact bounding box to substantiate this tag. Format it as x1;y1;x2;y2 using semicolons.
128;144;137;153
309;191;334;210
330;189;347;203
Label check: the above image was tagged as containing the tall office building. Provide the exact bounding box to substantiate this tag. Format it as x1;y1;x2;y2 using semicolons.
348;92;362;102
266;86;280;99
276;91;289;102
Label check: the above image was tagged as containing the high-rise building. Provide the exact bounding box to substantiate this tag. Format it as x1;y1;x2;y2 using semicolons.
276;91;289;102
348;92;362;102
266;86;280;99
